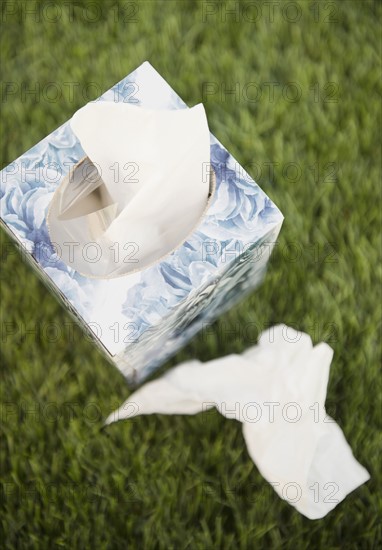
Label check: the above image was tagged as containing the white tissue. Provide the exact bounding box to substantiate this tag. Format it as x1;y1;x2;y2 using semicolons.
47;102;211;278
106;324;369;519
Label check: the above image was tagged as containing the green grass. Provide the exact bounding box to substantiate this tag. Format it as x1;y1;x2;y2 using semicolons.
1;0;381;548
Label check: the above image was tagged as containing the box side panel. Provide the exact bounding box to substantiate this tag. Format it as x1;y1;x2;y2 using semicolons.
115;221;282;382
0;219;116;366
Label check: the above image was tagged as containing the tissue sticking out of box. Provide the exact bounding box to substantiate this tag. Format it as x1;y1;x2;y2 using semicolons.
47;102;214;278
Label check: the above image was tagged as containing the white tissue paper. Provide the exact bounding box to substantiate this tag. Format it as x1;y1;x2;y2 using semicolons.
106;324;369;519
47;102;212;278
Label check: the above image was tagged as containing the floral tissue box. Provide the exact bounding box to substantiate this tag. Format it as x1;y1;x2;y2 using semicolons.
0;61;283;383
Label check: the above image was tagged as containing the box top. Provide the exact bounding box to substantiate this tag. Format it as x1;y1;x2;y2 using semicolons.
0;61;283;355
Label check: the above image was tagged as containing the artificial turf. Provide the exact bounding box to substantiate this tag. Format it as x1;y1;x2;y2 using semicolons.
0;0;381;548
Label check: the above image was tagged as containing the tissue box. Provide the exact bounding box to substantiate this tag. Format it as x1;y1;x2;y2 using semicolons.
0;61;283;383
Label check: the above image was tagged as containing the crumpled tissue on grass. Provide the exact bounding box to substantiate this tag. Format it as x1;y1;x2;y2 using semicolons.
106;324;370;519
